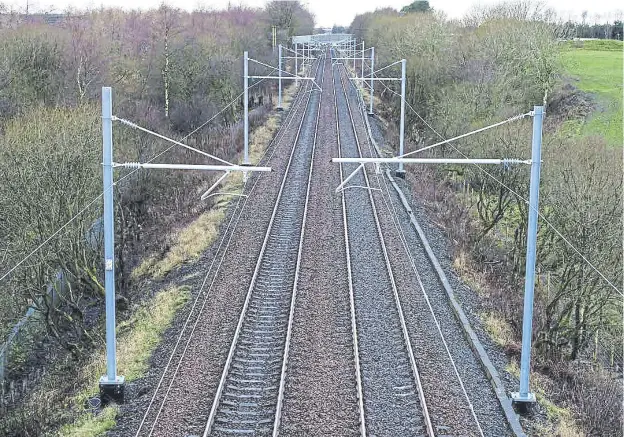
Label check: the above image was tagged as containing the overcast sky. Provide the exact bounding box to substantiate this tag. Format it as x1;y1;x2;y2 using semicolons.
5;0;624;27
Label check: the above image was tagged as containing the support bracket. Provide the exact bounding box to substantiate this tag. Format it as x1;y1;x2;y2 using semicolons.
99;375;125;405
511;391;536;415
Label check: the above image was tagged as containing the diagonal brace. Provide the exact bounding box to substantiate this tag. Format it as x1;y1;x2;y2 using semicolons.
334;163;365;193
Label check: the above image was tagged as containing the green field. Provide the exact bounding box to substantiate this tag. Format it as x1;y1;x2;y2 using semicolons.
560;40;623;146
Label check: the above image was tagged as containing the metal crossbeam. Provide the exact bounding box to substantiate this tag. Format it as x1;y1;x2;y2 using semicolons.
332;158;530;165
114;163;272;172
333;57;369;60
113;116;235;166
351;77;401;81
248;57;312;79
372;60;403;76
333;157;529;193
281;56;316;60
250;75;315;80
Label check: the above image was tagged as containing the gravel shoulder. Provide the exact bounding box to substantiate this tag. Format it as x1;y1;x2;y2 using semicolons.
278;53;360;437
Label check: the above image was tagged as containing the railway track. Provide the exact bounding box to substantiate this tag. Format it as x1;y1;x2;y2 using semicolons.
128;43;513;437
202;50;325;437
131;50;324;437
333;54;434;437
339;61;511;436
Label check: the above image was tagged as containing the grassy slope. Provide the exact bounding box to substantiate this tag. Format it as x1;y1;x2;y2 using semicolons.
58;286;190;436
560;40;623;146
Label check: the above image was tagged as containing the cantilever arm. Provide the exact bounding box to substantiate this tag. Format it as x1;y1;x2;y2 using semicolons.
200;171;231;200
334;163;365;193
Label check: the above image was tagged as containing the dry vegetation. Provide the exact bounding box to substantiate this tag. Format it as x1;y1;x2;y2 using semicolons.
0;1;314;435
351;1;622;435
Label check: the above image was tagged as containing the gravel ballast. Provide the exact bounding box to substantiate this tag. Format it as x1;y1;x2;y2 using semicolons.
277;54;361;436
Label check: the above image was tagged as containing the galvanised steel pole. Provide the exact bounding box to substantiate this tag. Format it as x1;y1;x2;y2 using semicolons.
361;41;365;81
369;47;375;115
398;59;407;175
513;105;543;407
352;39;356;73
278;44;282;109
295;42;298;84
243;51;249;164
100;87;124;402
102;87;117;383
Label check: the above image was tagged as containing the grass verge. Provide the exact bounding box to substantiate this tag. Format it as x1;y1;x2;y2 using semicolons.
481;312;514;348
58;406;118;437
134;208;226;279
0;285;189;436
452;249;489;297
59;285;190;437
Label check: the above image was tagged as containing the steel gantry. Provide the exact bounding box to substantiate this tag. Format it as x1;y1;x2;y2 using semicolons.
276;43;317;107
332;93;545;408
332;40;408;176
98;87;271;403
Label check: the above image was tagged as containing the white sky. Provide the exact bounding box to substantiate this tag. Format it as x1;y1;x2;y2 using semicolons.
6;0;624;27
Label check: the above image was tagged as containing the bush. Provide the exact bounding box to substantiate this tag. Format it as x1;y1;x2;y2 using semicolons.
351;2;622;434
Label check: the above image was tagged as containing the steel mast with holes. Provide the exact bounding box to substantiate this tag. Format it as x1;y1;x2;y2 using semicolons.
99;87;271;403
331;104;544;411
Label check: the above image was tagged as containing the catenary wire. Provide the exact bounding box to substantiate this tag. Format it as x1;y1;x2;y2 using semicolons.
0;68;277;286
371;72;623;297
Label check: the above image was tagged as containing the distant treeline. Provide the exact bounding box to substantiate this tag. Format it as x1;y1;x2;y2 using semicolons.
561;20;623;40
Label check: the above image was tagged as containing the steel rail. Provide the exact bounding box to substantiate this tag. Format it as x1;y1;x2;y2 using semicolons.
136;56;318;437
203;54;324;437
272;46;328;437
351;64;488;437
336;62;436;437
331;52;367;437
